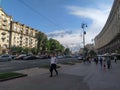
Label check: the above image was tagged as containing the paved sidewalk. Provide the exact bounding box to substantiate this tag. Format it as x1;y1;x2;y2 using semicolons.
0;61;120;90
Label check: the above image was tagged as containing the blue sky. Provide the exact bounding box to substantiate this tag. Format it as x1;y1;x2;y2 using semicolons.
1;0;114;51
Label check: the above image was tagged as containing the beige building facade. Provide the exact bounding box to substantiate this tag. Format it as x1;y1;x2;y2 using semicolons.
95;0;120;54
0;8;12;53
0;8;38;54
11;22;38;48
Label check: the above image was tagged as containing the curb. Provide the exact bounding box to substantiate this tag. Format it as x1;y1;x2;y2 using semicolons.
0;74;27;82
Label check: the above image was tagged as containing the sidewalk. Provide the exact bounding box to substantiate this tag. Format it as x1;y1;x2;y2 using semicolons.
0;61;120;90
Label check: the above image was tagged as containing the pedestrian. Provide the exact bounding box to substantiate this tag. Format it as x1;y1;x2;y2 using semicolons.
49;53;58;77
94;57;98;64
114;56;117;63
103;59;106;69
107;56;111;69
99;57;103;69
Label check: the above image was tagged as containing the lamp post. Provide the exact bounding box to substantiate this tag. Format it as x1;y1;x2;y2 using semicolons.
81;23;87;58
81;23;87;48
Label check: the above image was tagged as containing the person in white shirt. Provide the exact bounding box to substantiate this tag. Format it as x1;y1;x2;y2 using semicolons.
49;53;58;77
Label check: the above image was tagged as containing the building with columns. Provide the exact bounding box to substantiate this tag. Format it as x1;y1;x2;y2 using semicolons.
0;8;38;54
94;0;120;54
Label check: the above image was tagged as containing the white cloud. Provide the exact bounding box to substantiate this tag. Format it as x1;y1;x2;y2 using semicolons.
47;4;112;51
67;5;111;40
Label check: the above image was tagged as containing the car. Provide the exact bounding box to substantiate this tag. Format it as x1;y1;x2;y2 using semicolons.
64;55;72;58
23;55;39;60
57;55;64;59
0;54;12;61
77;56;83;60
15;54;26;60
39;55;50;59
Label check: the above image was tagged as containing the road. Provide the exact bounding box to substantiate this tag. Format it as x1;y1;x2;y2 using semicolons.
0;60;120;90
0;58;77;73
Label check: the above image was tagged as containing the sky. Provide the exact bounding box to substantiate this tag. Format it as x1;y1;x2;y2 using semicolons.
1;0;114;51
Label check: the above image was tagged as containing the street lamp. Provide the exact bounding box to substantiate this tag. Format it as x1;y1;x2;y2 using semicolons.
81;23;87;59
81;23;87;48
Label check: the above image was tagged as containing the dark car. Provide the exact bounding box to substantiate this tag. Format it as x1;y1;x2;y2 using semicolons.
23;55;38;60
15;54;26;60
39;55;50;59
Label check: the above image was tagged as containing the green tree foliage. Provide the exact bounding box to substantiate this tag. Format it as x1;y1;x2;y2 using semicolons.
64;48;70;55
89;50;96;57
31;47;37;54
48;38;64;54
10;46;32;54
10;46;23;54
36;32;47;54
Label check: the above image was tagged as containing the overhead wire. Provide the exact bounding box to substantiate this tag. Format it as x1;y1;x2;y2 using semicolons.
18;0;66;30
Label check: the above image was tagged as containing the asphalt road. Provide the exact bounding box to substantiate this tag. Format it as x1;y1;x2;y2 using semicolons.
0;58;78;73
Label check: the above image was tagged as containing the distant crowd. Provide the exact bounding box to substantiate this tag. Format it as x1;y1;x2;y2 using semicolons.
82;55;118;69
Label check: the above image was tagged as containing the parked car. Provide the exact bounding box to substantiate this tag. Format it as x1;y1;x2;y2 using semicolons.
23;55;39;60
39;55;50;59
77;56;83;60
11;55;17;59
64;55;72;58
15;54;26;60
57;55;64;59
0;54;12;61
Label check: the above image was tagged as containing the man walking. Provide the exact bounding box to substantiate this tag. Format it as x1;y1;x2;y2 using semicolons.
49;53;58;77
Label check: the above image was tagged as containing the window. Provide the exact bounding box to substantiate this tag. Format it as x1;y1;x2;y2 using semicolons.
1;32;6;35
1;37;6;42
3;19;7;22
26;29;28;35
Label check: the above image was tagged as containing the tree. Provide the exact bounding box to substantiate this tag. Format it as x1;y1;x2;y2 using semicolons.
48;38;65;54
36;32;48;54
64;48;70;55
89;50;96;57
41;36;48;54
31;47;37;54
10;46;23;54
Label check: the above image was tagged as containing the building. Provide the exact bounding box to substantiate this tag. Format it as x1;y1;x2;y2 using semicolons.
79;44;95;56
94;0;120;54
11;22;38;48
86;44;94;51
0;8;12;54
0;8;38;54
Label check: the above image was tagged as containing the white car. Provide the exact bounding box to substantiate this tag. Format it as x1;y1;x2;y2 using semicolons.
0;54;12;61
78;56;83;60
